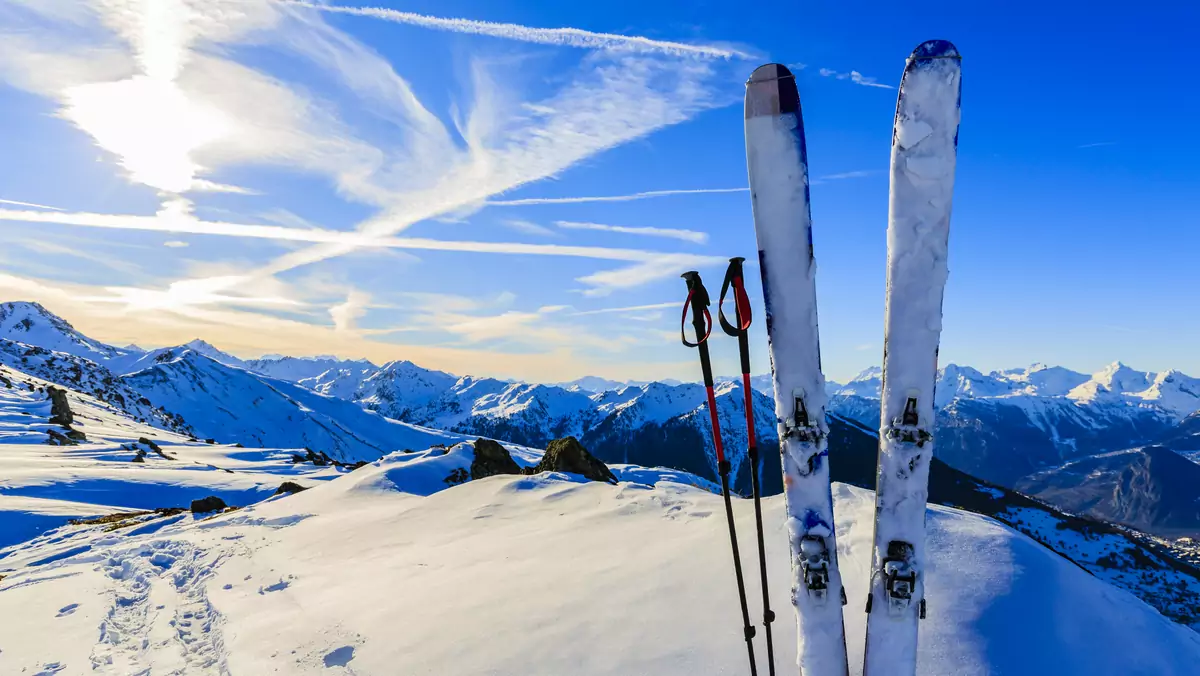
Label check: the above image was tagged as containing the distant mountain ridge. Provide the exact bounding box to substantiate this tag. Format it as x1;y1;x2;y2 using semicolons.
4;300;1200;499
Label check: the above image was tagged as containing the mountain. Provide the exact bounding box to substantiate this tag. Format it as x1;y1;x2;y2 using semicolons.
1016;445;1200;538
553;376;638;393
119;350;461;462
827;362;1200;487
0;338;192;435
355;360;461;419
244;355;378;384
0;302;136;364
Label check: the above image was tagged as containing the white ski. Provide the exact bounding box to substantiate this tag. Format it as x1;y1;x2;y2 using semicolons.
863;40;962;676
744;63;849;676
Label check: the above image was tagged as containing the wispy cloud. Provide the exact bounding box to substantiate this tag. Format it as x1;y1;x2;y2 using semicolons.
163;241;190;248
1078;141;1117;149
555;220;707;244
502;219;558;237
0;198;65;211
818;68;892;89
576;254;723;297
287;2;750;59
489;187;747;206
0;206;711;264
572;302;677;315
818;170;879;180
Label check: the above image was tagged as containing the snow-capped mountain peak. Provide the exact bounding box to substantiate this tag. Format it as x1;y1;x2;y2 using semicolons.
0;301;131;363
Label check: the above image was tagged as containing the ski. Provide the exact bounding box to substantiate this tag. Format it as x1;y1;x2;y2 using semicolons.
744;63;849;676
863;40;962;676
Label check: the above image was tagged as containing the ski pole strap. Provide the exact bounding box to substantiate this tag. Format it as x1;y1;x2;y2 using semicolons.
680;272;713;348
718;257;752;336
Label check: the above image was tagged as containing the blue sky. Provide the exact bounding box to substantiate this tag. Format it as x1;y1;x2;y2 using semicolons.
0;0;1196;383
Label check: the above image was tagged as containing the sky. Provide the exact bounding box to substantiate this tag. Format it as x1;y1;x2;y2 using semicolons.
0;0;1197;384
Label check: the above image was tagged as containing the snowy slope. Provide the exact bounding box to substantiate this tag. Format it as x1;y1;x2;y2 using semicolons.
119;350;463;462
0;339;192;435
2;454;1199;674
0;301;135;364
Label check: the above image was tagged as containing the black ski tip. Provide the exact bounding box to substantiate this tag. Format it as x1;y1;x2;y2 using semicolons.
909;39;960;62
745;63;799;119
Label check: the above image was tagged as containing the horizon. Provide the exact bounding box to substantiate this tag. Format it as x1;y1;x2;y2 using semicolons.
0;1;1196;384
3;298;1189;387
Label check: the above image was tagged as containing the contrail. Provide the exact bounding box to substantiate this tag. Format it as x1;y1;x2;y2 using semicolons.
286;2;748;59
489;187;748;206
0;198;65;211
0;207;719;264
556;220;707;244
572;302;676;316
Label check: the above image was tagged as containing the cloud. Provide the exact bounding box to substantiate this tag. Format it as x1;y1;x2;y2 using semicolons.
163;241;190;248
0;206;704;263
502;219;558;237
330;289;370;332
575;254;725;297
1078;141;1117;149
571;301;677;315
554;221;708;244
488;187;747;206
0;198;65;211
287;2;750;59
818;68;893;89
818;170;879;180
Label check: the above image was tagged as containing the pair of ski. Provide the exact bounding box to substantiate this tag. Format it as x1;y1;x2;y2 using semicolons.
686;40;962;676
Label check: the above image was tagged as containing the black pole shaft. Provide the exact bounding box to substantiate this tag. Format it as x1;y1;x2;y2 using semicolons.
727;263;775;676
682;271;757;676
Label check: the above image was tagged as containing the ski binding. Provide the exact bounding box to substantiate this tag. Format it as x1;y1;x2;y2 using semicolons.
799;535;832;602
882;540;923;617
885;391;931;447
783;388;823;443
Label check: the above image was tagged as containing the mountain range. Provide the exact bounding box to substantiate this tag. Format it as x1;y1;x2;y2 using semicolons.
3;300;1200;539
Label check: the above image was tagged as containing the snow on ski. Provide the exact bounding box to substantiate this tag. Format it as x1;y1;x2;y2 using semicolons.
863;40;962;676
744;63;849;676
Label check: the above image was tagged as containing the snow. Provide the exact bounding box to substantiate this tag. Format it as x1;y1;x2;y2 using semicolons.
4;459;1199;674
0;301;134;365
119;350;464;461
3;351;1200;674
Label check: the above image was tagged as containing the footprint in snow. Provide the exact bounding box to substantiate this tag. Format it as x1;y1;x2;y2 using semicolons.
259;579;290;594
323;645;355;668
34;662;67;675
55;603;79;617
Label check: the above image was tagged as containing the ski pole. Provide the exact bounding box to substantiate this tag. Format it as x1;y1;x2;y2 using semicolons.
680;270;758;676
717;257;775;676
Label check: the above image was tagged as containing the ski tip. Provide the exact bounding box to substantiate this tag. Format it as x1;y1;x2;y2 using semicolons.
909;40;960;62
744;63;800;119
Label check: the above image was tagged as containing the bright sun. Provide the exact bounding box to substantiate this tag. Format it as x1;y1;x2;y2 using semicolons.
63;75;231;194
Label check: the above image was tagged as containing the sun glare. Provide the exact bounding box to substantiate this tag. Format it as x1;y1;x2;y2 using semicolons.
63;76;231;194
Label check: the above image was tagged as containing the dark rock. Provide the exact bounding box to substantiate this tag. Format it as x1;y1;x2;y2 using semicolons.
528;437;618;484
205;438;216;444
471;439;522;480
274;481;309;496
65;428;87;442
47;386;73;426
137;437;162;453
45;428;77;446
444;467;469;486
190;496;228;513
131;455;145;463
234;442;244;448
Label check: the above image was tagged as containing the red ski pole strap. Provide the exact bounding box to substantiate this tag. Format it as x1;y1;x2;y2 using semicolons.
718;259;752;336
680;288;713;348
